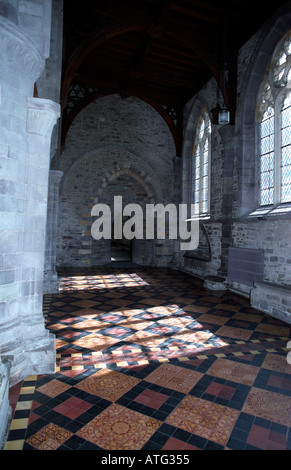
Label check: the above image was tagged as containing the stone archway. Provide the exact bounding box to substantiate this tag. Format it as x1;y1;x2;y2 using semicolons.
93;162;159;204
235;7;291;216
91;166;159;266
57;143;172;268
111;215;132;263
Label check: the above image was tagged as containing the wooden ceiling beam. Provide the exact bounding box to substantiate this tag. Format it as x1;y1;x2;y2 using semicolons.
85;0;152;22
122;0;174;95
61;0;287;149
61;19;150;107
170;2;221;25
72;70;185;107
143;54;202;75
170;0;251;23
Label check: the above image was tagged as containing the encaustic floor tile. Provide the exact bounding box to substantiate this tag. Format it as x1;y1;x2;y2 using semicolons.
5;266;291;451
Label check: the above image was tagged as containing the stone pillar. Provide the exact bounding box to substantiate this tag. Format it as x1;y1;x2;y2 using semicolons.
0;356;12;449
22;96;60;375
43;170;63;293
0;3;60;386
171;155;182;267
202;126;235;292
217;125;235;278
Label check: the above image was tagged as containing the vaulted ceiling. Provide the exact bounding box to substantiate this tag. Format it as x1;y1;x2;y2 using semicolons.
61;0;289;153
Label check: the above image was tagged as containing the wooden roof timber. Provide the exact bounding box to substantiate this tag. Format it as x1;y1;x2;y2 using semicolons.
61;0;289;153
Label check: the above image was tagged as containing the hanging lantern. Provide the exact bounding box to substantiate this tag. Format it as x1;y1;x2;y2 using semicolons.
218;107;230;125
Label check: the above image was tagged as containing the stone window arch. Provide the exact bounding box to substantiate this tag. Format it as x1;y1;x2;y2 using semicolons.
236;6;291;217
192;107;212;216
257;31;291;206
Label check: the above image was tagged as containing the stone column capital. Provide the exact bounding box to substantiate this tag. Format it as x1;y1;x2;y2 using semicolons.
49;170;63;185
26;97;60;138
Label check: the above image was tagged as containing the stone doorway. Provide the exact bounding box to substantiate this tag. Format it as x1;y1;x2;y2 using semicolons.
111;216;132;263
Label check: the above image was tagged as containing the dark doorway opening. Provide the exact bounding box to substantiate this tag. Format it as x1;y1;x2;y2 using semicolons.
111;240;132;262
111;216;132;263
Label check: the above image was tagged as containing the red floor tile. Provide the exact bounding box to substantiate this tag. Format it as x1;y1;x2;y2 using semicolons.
134;390;169;409
6;267;291;451
54;397;93;419
247;425;271;449
206;382;236;400
162;437;200;450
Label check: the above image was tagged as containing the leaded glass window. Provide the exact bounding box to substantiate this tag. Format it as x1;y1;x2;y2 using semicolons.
258;32;291;206
260;106;275;205
193;109;211;215
281;93;291;202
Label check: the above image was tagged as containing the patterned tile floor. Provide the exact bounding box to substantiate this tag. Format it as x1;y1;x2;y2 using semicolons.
5;266;291;451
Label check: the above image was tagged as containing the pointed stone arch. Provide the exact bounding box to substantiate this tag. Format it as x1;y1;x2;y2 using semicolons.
93;163;159;205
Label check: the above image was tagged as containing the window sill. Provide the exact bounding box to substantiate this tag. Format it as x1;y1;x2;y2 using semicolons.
246;203;291;220
189;213;211;221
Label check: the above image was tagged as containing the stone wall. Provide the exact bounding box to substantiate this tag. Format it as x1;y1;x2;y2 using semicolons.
178;78;224;281
231;219;291;287
230;6;291;322
179;4;291;324
251;282;291;325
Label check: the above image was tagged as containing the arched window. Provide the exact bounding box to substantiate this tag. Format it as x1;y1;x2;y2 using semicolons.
192;109;211;215
257;32;291;206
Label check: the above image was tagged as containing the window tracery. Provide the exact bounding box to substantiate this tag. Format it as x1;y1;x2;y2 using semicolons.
192;109;211;215
258;32;291;206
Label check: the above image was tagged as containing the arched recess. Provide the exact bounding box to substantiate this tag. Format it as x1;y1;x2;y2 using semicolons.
181;96;213;270
184;224;212;262
235;4;291;217
57;146;167;267
91;165;161;266
60;145;166;205
181;96;210;207
93;164;160;205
